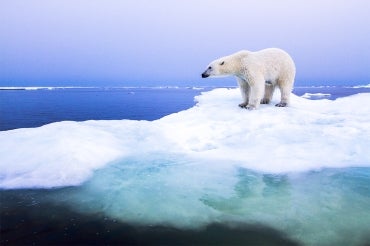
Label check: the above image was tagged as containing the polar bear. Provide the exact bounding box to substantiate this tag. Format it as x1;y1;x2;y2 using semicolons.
201;48;296;109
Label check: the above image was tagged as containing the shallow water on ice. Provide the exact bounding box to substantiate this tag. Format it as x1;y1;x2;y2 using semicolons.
42;160;370;245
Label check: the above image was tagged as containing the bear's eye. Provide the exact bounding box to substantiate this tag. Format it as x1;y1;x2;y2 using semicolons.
208;66;212;70
220;61;225;65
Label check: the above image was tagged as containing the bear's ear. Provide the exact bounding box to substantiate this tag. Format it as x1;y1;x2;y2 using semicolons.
220;61;225;66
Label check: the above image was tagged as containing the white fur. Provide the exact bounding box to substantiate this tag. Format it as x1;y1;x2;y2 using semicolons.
202;48;296;109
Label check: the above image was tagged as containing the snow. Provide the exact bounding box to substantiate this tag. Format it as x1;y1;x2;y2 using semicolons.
1;88;370;245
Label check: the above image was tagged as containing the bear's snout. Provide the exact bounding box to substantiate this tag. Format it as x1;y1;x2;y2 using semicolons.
201;72;209;78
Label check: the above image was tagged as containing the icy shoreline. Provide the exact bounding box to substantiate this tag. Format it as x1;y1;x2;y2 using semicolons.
1;88;370;188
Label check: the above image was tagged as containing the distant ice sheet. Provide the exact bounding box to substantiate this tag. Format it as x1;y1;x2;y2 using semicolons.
301;92;331;99
0;86;208;91
0;86;97;90
1;88;369;188
351;83;370;88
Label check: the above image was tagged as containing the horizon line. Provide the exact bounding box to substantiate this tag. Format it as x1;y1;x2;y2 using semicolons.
1;84;370;91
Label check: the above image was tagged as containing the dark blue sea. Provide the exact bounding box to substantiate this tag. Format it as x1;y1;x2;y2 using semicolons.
1;85;369;131
0;87;205;131
1;85;370;246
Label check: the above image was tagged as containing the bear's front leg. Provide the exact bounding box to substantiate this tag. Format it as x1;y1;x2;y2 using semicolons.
239;102;248;108
237;77;249;108
245;81;264;110
245;102;258;110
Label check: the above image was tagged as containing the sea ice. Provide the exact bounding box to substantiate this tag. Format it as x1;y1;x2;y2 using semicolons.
1;88;370;245
0;88;369;188
301;92;331;99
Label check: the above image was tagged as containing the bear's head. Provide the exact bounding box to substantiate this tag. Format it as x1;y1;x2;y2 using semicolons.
201;51;246;78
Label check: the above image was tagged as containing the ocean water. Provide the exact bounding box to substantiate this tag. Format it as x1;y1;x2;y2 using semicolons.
1;85;370;245
0;85;367;131
0;87;204;131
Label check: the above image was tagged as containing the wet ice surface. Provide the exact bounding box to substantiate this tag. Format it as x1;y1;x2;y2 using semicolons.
1;88;370;245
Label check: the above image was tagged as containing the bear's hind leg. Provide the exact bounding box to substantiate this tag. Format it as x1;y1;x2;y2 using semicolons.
261;82;275;104
276;80;293;107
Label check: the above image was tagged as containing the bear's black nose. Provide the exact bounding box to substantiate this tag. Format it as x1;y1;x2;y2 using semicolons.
201;73;209;78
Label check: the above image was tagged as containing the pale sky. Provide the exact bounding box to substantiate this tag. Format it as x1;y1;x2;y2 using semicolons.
0;0;369;86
